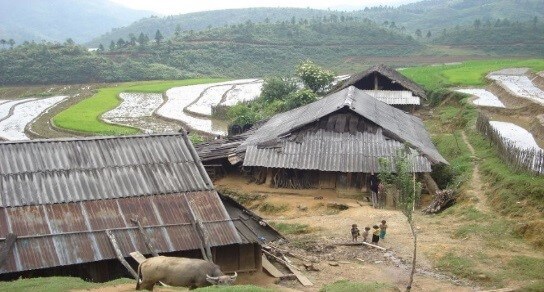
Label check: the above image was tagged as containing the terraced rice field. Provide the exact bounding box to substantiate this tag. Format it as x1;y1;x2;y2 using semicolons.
0;96;67;140
490;121;542;151
156;79;263;135
102;93;178;133
487;75;544;106
455;89;505;108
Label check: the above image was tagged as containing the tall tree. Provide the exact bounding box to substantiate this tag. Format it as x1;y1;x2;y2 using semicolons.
138;32;149;46
154;29;164;44
97;43;105;52
415;29;422;37
128;33;137;46
109;40;116;51
7;39;15;49
0;39;6;49
474;19;482;29
426;30;432;38
296;60;335;93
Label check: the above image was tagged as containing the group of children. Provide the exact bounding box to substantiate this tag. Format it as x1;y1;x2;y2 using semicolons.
350;220;387;245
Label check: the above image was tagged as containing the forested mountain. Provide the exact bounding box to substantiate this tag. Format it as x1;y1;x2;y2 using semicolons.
87;8;334;47
0;0;151;43
89;1;544;46
357;0;544;37
0;20;420;85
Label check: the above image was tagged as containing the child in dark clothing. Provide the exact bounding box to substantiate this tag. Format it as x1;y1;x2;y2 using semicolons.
371;225;380;244
351;224;360;242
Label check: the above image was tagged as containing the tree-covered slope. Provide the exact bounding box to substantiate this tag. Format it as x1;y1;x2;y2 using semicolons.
87;8;333;47
356;0;544;37
432;19;544;56
0;0;151;43
100;20;422;77
0;20;421;85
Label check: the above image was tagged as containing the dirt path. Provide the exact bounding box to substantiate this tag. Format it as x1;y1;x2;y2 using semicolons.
460;131;489;212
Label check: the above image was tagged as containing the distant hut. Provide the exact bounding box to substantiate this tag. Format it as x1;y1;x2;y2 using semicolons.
231;86;446;192
334;64;427;111
0;133;280;282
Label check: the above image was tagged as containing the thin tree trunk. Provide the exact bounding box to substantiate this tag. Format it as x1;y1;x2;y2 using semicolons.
406;221;417;292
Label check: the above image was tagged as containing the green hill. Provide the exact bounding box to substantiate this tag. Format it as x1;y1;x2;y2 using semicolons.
88;1;544;47
99;20;422;78
0;20;421;85
432;19;544;56
87;8;333;47
356;0;544;37
0;0;151;43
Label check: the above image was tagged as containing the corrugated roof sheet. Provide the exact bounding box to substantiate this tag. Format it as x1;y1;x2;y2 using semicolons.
243;129;431;172
0;133;245;274
362;90;421;105
334;64;427;99
0;133;213;207
0;192;242;274
238;87;446;165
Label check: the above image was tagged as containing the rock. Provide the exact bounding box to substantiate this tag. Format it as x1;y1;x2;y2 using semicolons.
477;274;489;280
374;261;383;264
297;204;308;211
329;261;339;266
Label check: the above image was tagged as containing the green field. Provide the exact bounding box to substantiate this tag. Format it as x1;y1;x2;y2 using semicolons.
52;78;227;135
401;59;544;91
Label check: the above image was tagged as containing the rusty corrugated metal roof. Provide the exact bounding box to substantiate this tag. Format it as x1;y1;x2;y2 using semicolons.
0;192;242;274
0;133;244;274
0;133;213;207
238;87;447;165
243;129;432;172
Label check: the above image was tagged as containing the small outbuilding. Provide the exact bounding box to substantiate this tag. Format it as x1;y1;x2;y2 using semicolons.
0;133;280;282
334;64;427;110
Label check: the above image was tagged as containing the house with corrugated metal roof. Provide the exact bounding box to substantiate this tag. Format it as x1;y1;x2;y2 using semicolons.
333;64;427;111
0;133;281;281
227;86;446;191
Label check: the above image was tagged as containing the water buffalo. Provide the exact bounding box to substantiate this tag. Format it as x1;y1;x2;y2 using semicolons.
135;256;237;290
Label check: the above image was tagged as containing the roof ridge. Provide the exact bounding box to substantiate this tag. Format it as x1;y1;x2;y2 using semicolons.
0;132;185;145
343;86;356;108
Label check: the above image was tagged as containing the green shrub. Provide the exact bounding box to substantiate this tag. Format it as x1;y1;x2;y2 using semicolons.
259;202;289;214
269;222;314;235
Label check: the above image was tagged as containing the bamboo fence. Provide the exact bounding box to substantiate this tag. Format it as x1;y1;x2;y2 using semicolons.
476;113;544;175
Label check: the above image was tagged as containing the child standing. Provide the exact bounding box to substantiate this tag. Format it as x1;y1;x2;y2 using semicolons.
371;225;380;244
379;220;388;240
362;226;371;242
351;224;360;242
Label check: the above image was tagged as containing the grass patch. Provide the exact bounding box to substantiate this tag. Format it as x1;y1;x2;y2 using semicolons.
53;78;226;135
218;189;267;207
402;59;544;91
269;222;314;235
258;202;289;214
0;277;132;292
436;252;494;282
506;256;544;280
320;280;394;292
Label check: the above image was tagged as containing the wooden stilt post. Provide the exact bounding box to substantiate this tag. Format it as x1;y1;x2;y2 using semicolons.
0;233;17;269
105;230;138;279
130;217;159;257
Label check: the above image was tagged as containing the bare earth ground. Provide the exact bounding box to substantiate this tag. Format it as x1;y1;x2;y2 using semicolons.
214;176;475;292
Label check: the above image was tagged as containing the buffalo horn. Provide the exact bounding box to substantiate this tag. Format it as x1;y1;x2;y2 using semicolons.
230;272;238;279
206;274;219;280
